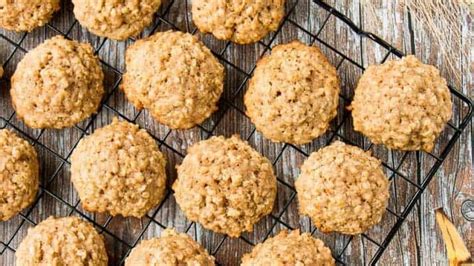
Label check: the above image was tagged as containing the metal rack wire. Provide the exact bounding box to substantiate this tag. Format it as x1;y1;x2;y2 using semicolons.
0;0;472;265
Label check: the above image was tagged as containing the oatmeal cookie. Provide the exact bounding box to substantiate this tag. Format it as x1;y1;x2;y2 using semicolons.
245;41;340;145
125;228;215;265
241;230;335;265
173;135;276;237
70;118;167;217
72;0;161;40
192;0;285;44
0;129;39;221
295;141;390;235
0;0;60;32
11;35;104;129
351;55;452;151
16;216;108;266
122;30;224;129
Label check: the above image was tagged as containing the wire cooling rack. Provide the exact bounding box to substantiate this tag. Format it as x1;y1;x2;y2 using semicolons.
0;0;472;265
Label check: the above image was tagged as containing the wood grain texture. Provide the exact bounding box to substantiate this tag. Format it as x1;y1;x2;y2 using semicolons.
0;0;471;265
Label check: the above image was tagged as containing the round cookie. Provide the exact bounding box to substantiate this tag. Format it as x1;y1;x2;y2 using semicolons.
122;30;224;129
192;0;285;44
0;0;60;32
72;0;162;40
0;129;39;221
11;35;104;129
295;141;389;235
241;230;334;265
16;216;108;266
244;41;340;145
351;55;452;151
70;118;167;217
173;135;276;237
125;228;215;265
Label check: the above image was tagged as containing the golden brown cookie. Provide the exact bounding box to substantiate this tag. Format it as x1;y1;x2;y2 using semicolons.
125;228;215;265
245;41;340;145
72;0;161;40
122;30;224;129
0;129;39;221
16;216;108;266
192;0;286;44
173;135;276;237
11;35;104;129
70;118;167;218
351;55;452;151
0;0;60;32
295;141;389;235
241;230;335;265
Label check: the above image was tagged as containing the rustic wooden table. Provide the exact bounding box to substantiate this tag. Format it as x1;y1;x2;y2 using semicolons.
0;0;472;265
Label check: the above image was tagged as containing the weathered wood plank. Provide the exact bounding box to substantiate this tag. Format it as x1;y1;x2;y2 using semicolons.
361;1;473;265
410;3;473;265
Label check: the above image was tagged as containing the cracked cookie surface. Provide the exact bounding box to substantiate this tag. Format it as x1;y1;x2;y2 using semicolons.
71;118;167;217
295;141;390;235
192;0;285;44
16;216;108;266
173;135;276;237
11;35;104;129
0;129;39;221
351;55;452;151
72;0;161;40
245;41;340;145
122;30;224;129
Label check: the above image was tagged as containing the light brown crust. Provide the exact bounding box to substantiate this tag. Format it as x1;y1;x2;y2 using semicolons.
295;141;390;235
245;41;340;145
125;228;215;266
70;118;167;218
15;216;108;266
11;35;104;129
351;55;452;151
122;30;224;129
173;135;276;237
192;0;286;44
72;0;162;40
0;129;39;221
241;230;335;265
0;0;60;32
